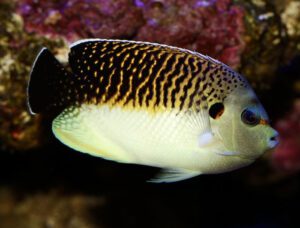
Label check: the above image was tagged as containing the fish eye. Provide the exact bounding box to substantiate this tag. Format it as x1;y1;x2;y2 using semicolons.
241;109;260;126
209;103;225;119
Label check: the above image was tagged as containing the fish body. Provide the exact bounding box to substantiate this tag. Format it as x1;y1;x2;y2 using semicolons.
28;39;278;182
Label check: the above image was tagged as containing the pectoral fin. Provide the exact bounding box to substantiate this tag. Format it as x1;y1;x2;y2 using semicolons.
198;131;240;157
215;151;240;156
148;168;201;183
198;131;214;147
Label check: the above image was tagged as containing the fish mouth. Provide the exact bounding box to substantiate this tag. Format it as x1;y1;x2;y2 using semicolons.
268;131;279;149
268;139;279;149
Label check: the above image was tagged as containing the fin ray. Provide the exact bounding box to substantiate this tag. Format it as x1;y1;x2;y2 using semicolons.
52;106;133;163
148;168;201;183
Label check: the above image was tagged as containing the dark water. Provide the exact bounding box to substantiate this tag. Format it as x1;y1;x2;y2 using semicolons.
1;136;299;228
1;55;299;228
1;1;300;227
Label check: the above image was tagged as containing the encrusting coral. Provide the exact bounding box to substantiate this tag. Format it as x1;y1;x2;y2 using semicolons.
0;0;299;153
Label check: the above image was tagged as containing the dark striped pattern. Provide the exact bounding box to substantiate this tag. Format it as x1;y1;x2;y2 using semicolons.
67;40;248;111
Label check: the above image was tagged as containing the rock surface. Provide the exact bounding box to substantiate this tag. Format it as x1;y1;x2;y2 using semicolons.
0;2;299;226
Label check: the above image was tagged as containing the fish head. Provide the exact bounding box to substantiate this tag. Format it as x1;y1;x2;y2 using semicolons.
208;85;279;160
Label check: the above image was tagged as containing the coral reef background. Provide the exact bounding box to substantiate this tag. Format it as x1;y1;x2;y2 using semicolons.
0;0;299;227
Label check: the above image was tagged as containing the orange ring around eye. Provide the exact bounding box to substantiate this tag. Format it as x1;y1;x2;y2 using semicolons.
260;119;268;125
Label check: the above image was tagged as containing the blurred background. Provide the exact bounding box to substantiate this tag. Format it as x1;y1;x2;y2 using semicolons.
0;0;300;227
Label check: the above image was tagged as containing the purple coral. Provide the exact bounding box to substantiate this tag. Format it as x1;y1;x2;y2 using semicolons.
136;0;246;68
272;99;300;173
17;0;144;42
17;0;245;68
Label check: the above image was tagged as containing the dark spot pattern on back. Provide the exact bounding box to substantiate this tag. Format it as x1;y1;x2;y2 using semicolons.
67;40;249;112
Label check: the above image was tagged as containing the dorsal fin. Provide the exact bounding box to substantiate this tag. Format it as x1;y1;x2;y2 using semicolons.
68;39;200;77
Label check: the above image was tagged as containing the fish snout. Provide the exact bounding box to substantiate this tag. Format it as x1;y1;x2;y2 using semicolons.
268;130;279;149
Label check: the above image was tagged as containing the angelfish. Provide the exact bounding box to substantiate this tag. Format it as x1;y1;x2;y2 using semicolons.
27;39;279;183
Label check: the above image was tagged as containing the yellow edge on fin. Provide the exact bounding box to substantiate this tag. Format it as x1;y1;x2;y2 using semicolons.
52;121;133;164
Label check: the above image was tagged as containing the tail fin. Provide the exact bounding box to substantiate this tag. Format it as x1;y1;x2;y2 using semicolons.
27;48;72;115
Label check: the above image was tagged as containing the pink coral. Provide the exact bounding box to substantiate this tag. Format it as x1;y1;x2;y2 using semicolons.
272;99;300;173
136;0;246;68
17;0;144;42
17;0;245;69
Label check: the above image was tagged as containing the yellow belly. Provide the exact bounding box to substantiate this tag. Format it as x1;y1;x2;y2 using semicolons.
52;104;253;173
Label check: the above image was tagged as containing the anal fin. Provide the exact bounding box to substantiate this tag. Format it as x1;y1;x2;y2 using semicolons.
148;168;201;183
52;106;133;163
